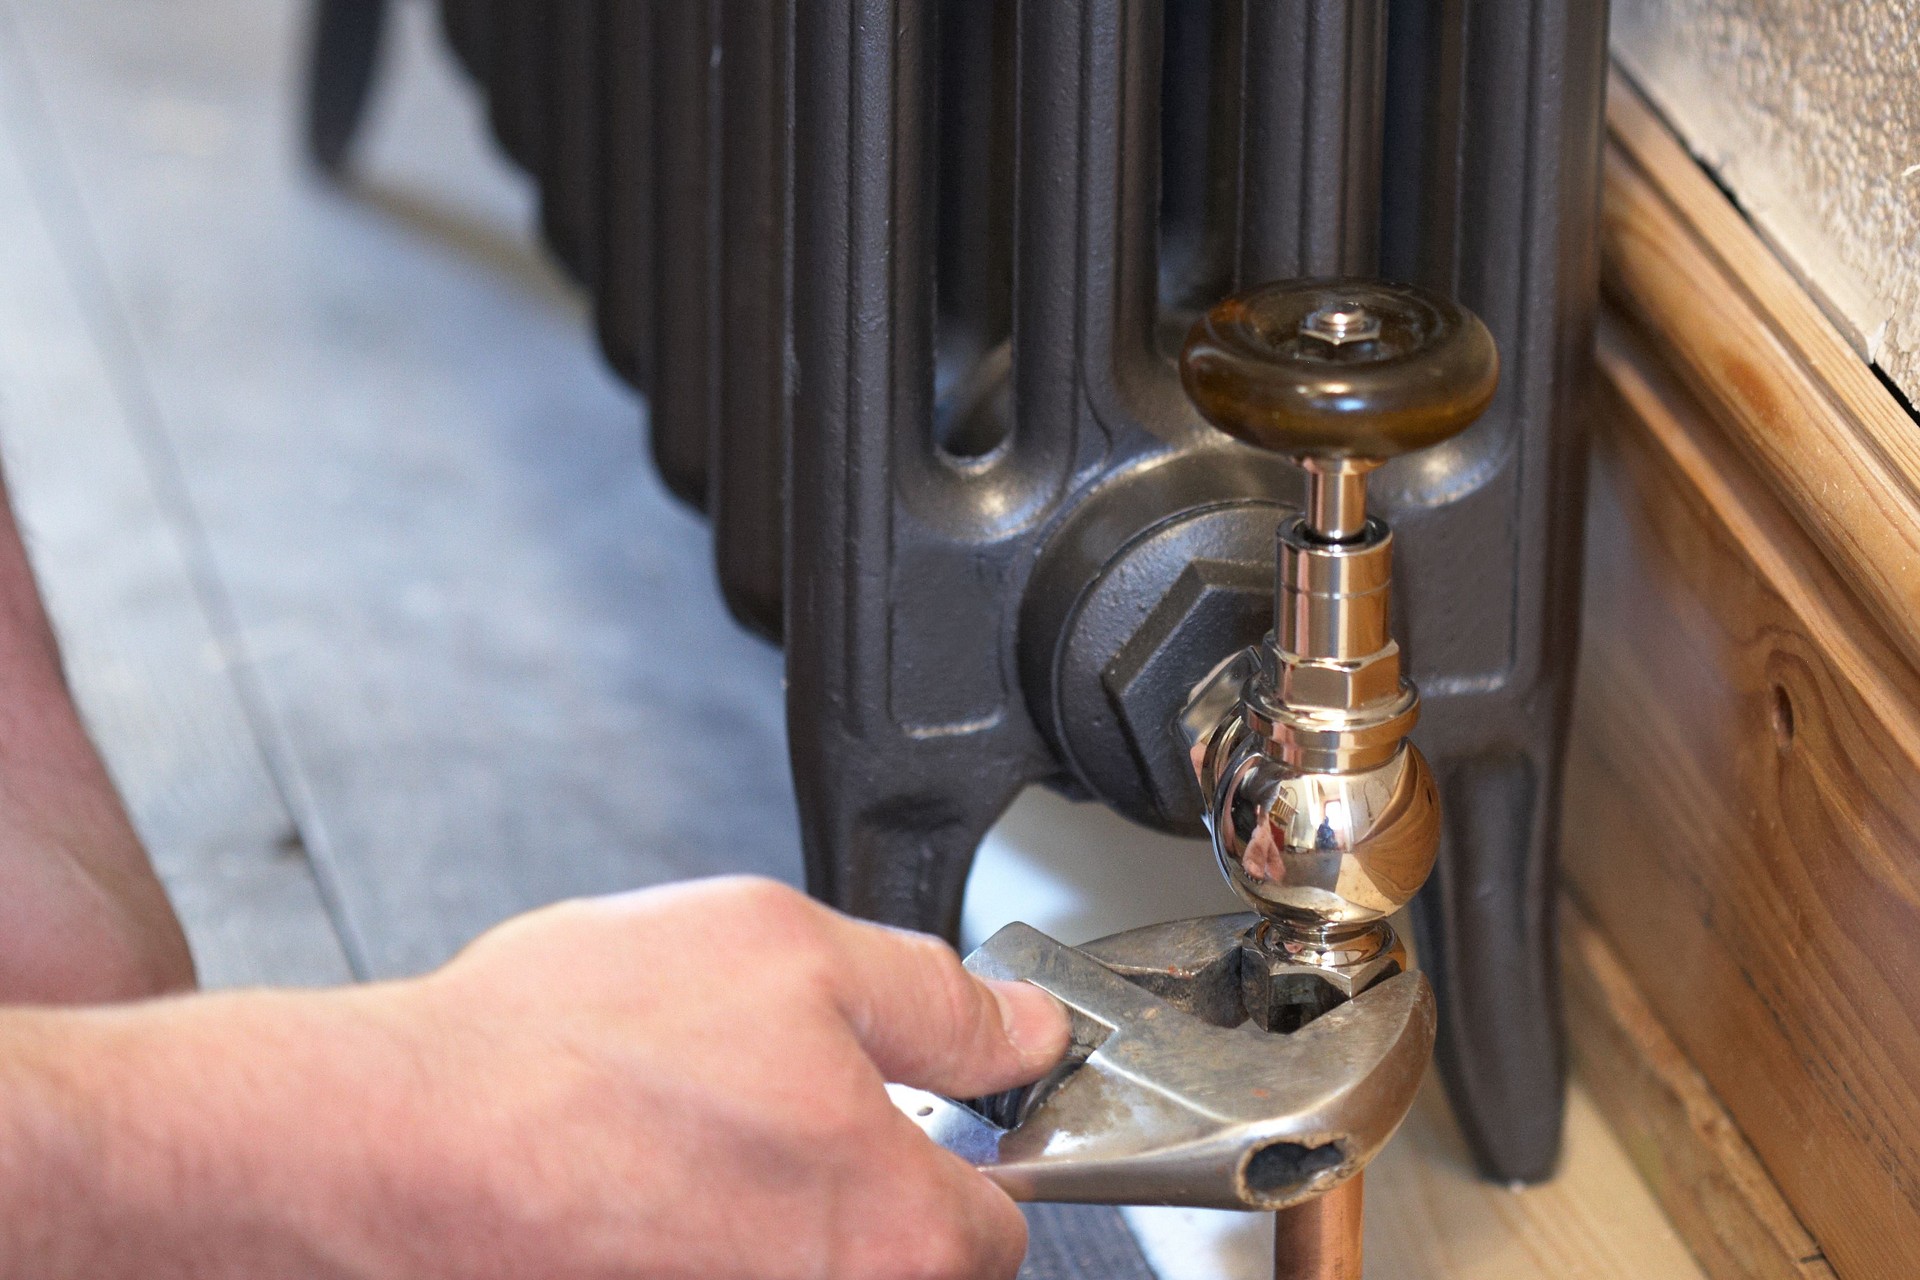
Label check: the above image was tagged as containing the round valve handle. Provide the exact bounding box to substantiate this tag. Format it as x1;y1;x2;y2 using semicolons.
1181;279;1498;460
1181;280;1498;540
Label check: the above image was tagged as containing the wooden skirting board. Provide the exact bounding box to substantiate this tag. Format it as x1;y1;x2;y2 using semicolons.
1563;897;1835;1280
1563;70;1920;1279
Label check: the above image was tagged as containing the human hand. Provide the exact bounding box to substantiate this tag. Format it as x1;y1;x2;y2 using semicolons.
383;876;1070;1279
78;876;1063;1280
3;878;1069;1278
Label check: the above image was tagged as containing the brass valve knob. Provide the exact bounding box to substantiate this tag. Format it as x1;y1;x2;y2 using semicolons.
1176;280;1497;964
1181;280;1497;540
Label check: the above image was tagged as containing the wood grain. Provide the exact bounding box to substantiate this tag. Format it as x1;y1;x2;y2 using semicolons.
1578;73;1920;1280
1562;896;1835;1280
1603;73;1920;680
1568;305;1920;1279
1363;1076;1707;1280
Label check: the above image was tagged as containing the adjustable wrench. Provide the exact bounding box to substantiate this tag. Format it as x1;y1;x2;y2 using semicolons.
890;915;1434;1212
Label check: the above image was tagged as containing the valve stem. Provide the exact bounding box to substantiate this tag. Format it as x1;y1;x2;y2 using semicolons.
1301;460;1372;543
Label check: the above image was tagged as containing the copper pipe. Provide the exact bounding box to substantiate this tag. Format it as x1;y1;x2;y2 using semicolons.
1273;1175;1364;1280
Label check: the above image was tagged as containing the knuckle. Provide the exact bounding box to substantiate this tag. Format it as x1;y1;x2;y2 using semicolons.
897;1219;977;1280
715;875;809;921
915;939;994;1048
512;895;590;931
893;929;968;1002
725;880;835;961
905;927;964;971
791;1087;872;1150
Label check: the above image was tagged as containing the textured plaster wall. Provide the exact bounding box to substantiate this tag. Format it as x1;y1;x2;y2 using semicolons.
1612;0;1920;404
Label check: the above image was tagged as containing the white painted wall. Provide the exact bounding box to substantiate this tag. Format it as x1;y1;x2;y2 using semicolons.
1613;0;1920;403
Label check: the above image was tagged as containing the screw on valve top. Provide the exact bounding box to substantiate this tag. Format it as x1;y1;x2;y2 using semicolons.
1180;279;1499;465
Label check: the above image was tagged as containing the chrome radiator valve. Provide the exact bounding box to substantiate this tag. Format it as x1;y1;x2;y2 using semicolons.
888;282;1494;1261
1177;280;1498;1014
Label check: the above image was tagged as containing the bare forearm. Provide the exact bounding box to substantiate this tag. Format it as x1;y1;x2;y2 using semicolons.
0;477;192;1000
0;991;429;1279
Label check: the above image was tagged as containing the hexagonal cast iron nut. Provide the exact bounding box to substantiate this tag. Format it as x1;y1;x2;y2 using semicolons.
1103;554;1274;827
1031;495;1286;834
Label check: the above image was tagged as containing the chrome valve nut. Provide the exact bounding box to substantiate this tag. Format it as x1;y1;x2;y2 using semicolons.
1239;924;1409;1034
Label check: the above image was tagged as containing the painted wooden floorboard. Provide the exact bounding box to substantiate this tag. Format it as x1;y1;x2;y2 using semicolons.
0;0;352;988
6;0;802;979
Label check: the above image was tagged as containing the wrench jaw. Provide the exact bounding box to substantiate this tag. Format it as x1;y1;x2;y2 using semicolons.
891;919;1435;1210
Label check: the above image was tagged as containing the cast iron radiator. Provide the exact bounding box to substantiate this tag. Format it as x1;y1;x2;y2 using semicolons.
308;0;1609;1186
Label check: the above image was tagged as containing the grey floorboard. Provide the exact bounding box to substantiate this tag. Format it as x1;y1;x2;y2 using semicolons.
0;2;353;988
7;0;801;978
